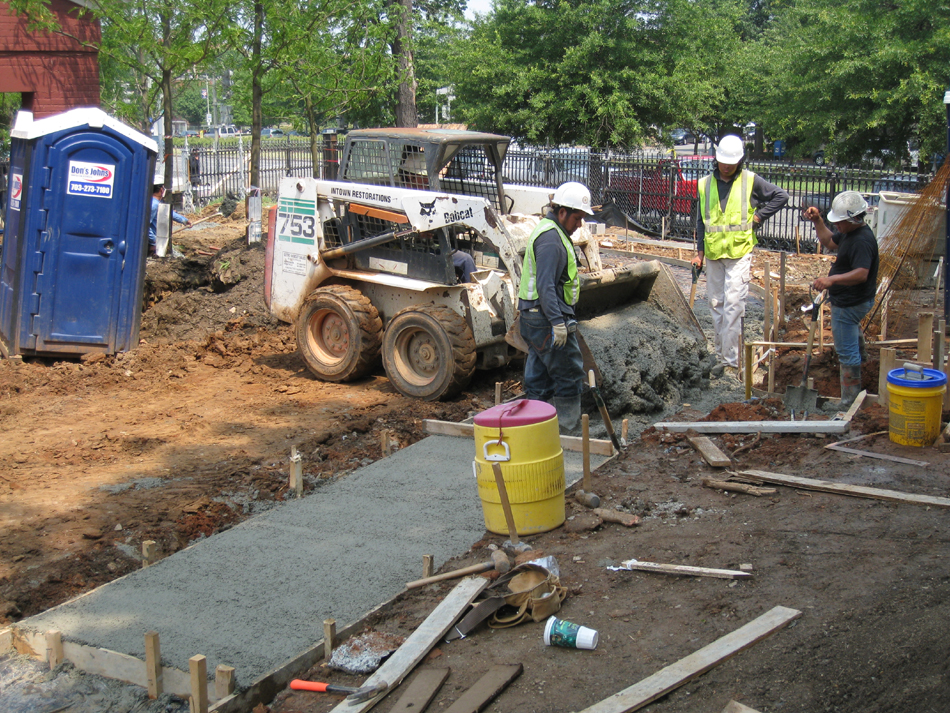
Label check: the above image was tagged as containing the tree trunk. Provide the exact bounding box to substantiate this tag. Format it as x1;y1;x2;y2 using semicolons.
250;0;264;188
392;0;417;127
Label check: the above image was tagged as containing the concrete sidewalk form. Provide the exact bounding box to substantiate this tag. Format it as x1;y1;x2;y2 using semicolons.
15;435;608;698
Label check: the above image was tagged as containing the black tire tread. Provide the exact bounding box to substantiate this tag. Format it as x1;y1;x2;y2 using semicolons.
297;285;382;382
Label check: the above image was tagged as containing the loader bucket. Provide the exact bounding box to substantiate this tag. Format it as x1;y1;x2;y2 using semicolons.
574;260;661;321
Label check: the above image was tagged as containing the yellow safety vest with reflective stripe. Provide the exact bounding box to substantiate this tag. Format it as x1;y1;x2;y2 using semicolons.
698;170;757;260
518;218;580;306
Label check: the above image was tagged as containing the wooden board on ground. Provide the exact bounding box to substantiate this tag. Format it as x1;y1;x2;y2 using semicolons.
740;470;950;509
722;701;762;713
442;664;523;713
687;435;732;467
388;668;451;713
423;419;614;456
327;577;488;713
576;606;801;713
618;559;751;580
654;420;850;435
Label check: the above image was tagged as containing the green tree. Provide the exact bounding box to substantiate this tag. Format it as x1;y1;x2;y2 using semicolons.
757;0;950;165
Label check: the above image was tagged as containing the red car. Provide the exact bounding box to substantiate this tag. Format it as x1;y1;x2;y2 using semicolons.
606;156;713;218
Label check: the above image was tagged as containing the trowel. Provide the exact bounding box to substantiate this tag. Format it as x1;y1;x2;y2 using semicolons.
784;290;826;419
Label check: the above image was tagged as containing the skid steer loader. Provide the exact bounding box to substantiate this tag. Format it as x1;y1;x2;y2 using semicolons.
264;128;677;401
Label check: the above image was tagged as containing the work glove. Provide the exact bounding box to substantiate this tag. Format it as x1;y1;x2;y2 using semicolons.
551;323;568;349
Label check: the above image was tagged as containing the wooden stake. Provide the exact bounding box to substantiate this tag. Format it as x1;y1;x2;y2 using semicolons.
142;541;157;567
189;655;209;713
762;262;771;343
215;665;236;699
934;328;944;373
582;413;591;491
744;342;754;400
145;631;163;699
621;418;629;445
779;251;787;326
878;348;897;407
918;312;934;363
46;630;63;669
289;446;303;498
422;554;434;579
880;292;890;341
494;382;502;406
380;429;392;457
934;256;944;308
795;225;800;254
324;619;337;661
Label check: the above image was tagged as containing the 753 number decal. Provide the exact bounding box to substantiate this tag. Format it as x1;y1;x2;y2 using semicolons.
278;212;316;240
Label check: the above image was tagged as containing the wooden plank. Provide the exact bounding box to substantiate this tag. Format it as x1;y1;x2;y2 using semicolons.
840;390;867;422
722;702;762;713
617;559;751;580
577;606;801;713
324;619;336;661
423;419;614;456
145;631;163;699
47;630;64;669
442;664;523;713
328;577;488;713
655;420;849;435
686;435;731;468
741;470;950;509
702;478;776;497
0;628;12;653
387;667;451;713
825;444;928;467
215;665;236;700
190;655;209;713
878;348;897;408
918;312;934;363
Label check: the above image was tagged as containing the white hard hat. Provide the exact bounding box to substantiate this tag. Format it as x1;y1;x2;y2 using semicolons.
715;135;745;164
827;191;869;223
552;181;594;215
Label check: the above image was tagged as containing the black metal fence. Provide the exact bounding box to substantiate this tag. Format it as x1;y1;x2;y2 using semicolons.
501;148;933;252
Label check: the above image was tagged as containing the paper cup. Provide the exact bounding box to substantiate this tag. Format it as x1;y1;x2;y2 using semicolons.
543;616;599;650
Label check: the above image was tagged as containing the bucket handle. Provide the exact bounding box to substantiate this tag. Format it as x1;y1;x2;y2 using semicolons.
902;362;925;380
483;439;511;462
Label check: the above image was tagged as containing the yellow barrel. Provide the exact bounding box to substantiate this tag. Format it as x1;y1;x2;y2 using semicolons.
886;366;947;447
473;399;565;535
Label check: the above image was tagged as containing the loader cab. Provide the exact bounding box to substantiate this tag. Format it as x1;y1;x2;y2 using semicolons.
338;128;512;214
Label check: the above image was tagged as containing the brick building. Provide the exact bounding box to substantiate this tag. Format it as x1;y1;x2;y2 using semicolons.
0;0;100;118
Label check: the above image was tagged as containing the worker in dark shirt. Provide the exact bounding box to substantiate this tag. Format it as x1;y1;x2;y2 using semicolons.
517;182;594;432
691;135;789;378
804;191;879;406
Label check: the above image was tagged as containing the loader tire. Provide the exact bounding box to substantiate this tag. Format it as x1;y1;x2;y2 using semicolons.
296;285;382;382
382;305;477;401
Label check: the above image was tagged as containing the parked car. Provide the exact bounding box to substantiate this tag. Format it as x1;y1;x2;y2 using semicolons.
215;125;239;138
287;130;309;137
606;157;698;217
670;129;699;146
261;128;285;138
177;129;200;138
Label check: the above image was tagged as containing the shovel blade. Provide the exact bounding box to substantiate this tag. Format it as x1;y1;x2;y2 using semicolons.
784;384;818;414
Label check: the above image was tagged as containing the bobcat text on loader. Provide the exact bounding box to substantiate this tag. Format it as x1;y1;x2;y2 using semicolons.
264;128;669;401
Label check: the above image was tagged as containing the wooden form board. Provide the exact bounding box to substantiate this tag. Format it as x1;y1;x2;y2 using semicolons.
442;664;523;713
5;627;193;700
686;436;732;467
577;606;801;713
741;470;950;509
654;420;850;435
327;577;488;713
387;668;451;713
423;419;615;456
618;559;751;580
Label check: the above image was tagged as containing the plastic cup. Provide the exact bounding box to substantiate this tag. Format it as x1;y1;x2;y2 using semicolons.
543;616;599;650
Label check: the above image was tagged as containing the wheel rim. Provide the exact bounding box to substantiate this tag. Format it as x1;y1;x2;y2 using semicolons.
307;309;349;365
393;326;442;386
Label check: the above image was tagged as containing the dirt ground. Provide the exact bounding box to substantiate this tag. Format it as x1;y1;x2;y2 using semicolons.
2;211;949;713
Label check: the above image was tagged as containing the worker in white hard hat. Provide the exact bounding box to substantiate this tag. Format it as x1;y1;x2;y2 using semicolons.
691;134;789;378
803;191;878;406
518;181;595;432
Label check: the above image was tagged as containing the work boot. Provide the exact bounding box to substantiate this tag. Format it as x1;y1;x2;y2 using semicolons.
839;364;863;407
553;395;582;433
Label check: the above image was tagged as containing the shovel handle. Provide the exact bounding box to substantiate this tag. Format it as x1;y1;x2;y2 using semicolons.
291;680;332;693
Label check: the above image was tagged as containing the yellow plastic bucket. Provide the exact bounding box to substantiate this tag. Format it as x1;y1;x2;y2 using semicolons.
473;399;565;535
886;365;947;447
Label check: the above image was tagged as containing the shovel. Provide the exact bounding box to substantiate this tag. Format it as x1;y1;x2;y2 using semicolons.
784;289;825;419
689;263;702;309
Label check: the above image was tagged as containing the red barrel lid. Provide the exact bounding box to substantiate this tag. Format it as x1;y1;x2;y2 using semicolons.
473;399;556;428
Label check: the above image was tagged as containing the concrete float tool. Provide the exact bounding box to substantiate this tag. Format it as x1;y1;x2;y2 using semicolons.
289;679;389;704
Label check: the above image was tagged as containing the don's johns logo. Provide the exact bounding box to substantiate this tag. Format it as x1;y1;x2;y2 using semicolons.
10;173;23;211
67;160;117;199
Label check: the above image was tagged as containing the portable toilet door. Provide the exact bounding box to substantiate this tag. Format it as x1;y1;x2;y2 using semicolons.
2;109;157;357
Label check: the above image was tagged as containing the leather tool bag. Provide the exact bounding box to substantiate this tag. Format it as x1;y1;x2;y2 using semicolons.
487;563;567;629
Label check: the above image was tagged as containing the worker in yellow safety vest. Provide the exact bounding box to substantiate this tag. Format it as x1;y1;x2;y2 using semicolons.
518;181;593;431
691;135;789;378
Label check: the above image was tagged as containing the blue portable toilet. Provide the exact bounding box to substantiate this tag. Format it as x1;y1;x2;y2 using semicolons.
0;109;157;358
